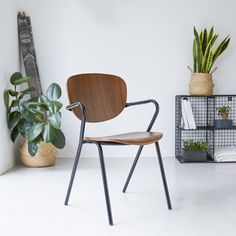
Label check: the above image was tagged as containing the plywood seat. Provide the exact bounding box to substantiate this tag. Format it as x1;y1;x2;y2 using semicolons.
84;131;163;145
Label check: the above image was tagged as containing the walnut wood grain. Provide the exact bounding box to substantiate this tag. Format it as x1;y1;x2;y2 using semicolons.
84;132;163;145
67;74;127;122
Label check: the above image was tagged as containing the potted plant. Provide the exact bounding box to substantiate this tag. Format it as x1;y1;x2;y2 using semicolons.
214;105;232;128
183;140;208;162
3;72;65;167
188;26;230;95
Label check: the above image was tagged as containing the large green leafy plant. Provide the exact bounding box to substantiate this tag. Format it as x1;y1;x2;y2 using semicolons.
191;26;230;73
4;72;65;156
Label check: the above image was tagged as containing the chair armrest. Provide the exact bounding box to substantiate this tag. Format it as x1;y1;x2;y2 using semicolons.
125;99;158;109
66;102;86;115
125;99;159;132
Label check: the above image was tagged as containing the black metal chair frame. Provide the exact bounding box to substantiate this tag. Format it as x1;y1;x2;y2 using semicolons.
64;99;172;226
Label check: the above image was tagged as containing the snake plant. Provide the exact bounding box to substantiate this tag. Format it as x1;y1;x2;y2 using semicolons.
191;26;230;73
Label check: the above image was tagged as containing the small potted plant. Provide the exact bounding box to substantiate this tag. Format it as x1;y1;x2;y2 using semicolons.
183;140;208;162
188;26;230;95
214;105;232;128
3;72;65;167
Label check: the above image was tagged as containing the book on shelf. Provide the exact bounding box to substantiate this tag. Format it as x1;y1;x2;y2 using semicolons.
181;99;190;129
181;99;196;129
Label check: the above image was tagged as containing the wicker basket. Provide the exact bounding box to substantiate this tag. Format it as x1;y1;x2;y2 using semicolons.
19;139;57;167
189;73;214;96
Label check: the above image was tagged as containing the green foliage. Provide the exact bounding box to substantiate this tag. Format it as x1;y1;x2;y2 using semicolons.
192;26;230;73
46;83;62;100
183;140;208;151
3;72;36;140
217;105;230;116
20;83;65;156
3;73;65;156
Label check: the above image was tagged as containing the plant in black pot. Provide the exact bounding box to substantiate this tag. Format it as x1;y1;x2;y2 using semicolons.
183;140;208;162
215;105;232;129
3;72;65;167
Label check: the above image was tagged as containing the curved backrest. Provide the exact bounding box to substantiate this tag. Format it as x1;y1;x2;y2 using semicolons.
67;73;127;122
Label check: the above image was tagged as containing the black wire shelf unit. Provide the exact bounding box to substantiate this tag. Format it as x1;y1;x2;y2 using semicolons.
175;95;236;163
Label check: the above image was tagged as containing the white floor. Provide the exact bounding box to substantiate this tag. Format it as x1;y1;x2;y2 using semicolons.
1;157;236;236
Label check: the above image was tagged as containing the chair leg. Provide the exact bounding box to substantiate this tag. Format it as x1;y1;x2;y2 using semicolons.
96;143;113;226
122;145;144;193
155;142;172;210
64;141;83;205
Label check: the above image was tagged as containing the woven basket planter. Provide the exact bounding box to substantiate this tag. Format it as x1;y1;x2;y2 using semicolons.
189;73;214;96
19;139;57;167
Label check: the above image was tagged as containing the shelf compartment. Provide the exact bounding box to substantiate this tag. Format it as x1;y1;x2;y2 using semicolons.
175;95;236;163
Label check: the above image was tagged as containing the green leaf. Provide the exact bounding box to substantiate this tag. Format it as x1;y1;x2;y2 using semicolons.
51;129;65;149
206;51;213;73
10;99;20;108
28;138;41;156
47;101;62;113
47;101;55;113
10;72;22;85
17;118;26;137
17;119;33;137
27;101;48;111
46;83;62;100
201;35;218;72
3;90;9;109
11;76;31;85
27;123;44;142
210;34;218;47
208;26;214;43
53;101;62;112
38;95;50;103
20;101;44;123
213;36;230;63
199;31;203;44
43;123;55;142
202;28;208;53
20;87;36;95
10;126;19;142
193;39;197;72
8;89;18;97
218;37;230;57
48;113;61;129
8;111;21;129
27;97;38;103
193;27;202;72
19;93;25;99
29;108;46;122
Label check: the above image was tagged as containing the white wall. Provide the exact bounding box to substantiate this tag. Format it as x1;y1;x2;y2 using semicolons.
0;0;20;174
18;0;236;158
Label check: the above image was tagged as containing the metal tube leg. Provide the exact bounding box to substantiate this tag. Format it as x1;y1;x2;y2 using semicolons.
96;143;113;226
155;142;172;210
122;145;144;193
64;141;83;205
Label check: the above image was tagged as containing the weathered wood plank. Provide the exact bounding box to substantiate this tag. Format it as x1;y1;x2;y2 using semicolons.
17;12;42;97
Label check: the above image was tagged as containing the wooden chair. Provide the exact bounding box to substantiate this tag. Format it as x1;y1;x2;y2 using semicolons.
64;73;172;225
